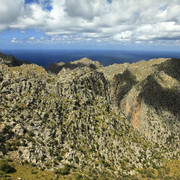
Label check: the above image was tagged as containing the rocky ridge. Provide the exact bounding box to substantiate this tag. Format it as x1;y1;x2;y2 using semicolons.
99;58;180;149
0;53;179;179
0;52;30;67
48;57;103;74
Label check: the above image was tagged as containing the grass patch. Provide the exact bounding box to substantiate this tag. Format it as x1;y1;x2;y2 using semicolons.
137;159;180;180
0;162;55;180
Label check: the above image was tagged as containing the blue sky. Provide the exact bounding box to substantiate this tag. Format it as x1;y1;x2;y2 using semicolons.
0;0;180;51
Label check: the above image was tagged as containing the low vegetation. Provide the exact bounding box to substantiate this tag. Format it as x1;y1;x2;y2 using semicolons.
0;55;179;179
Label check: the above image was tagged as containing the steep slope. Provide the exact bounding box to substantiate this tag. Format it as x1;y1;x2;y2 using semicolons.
101;58;180;149
0;56;179;179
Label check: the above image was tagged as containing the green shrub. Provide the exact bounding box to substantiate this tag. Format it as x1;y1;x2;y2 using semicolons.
60;166;70;175
0;170;6;178
31;169;38;174
54;167;70;175
165;167;170;174
101;159;110;167
74;173;83;180
75;156;79;164
146;169;154;178
57;155;63;162
27;131;35;137
41;155;46;162
0;161;16;173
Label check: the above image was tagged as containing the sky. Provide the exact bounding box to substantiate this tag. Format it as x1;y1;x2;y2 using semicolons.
0;0;180;51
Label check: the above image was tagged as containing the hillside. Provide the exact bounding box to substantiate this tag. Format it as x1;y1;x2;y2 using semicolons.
0;53;179;179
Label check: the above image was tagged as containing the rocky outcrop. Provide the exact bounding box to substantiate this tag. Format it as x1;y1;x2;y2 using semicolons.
0;52;30;67
47;57;103;74
0;54;179;178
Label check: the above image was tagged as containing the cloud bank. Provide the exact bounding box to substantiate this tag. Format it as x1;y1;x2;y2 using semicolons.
0;0;180;47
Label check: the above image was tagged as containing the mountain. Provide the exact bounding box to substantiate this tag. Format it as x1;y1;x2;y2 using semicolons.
47;57;103;74
0;52;30;67
0;54;179;179
99;58;180;149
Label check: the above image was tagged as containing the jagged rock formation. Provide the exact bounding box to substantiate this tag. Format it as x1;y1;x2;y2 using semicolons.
47;57;103;74
0;52;30;67
0;54;179;178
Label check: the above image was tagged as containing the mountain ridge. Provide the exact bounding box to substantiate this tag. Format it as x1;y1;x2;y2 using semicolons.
0;52;30;67
0;52;179;179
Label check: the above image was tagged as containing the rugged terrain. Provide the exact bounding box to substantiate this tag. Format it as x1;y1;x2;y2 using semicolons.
0;53;179;179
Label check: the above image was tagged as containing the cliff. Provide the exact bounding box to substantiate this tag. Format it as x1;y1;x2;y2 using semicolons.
0;54;179;179
101;58;180;149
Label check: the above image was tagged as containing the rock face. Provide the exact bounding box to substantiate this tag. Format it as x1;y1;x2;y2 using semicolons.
103;58;180;149
0;54;179;178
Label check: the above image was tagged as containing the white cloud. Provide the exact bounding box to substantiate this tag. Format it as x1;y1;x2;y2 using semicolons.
0;0;24;31
29;36;35;40
65;0;94;20
113;31;132;41
135;41;142;44
11;37;20;43
135;22;180;40
11;3;49;29
1;0;180;46
0;0;24;24
11;38;17;43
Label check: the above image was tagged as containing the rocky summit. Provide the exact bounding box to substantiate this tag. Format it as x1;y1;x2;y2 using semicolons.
0;52;179;179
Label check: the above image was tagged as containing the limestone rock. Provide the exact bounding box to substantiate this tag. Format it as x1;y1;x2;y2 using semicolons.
47;57;103;74
0;54;179;178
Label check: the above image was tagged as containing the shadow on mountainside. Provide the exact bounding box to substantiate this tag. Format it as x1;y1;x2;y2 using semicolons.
111;69;137;107
0;52;30;67
158;58;180;82
140;75;180;117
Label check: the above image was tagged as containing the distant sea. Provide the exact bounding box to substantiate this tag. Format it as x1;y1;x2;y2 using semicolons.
1;49;180;68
